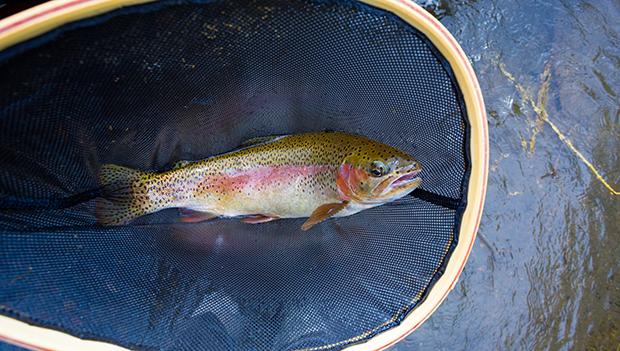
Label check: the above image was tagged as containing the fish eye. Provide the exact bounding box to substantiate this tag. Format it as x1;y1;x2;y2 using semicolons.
369;160;388;177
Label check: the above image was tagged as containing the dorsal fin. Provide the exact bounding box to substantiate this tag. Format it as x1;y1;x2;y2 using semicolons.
171;160;192;169
239;135;286;148
168;135;286;170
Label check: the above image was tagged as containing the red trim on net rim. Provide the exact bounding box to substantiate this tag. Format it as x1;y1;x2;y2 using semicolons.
375;1;488;350
0;333;51;351
0;1;488;351
0;0;94;35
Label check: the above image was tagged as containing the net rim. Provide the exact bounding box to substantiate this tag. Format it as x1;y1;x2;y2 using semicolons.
0;0;488;350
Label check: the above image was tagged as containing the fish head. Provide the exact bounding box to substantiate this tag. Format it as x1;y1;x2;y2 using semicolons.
336;140;422;205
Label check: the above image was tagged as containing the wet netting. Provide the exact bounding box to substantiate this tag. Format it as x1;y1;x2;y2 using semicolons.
0;0;471;350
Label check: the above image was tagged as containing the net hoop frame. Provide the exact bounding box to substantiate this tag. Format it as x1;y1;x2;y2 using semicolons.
0;0;488;350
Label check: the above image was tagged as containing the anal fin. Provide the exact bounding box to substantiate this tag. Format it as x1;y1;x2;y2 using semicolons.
179;209;218;223
241;214;279;224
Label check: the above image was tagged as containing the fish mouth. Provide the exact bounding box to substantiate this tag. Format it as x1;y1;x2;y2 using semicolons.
391;169;421;188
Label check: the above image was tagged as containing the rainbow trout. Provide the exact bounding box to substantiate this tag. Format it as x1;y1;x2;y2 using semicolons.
97;131;422;230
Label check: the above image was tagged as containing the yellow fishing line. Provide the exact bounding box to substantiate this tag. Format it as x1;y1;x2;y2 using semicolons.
498;62;619;196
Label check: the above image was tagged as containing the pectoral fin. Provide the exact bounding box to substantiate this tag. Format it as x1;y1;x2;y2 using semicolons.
179;209;218;223
301;201;349;231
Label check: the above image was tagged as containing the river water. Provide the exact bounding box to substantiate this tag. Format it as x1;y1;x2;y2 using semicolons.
395;0;619;350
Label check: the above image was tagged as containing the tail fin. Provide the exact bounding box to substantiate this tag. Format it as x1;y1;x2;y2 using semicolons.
96;164;151;225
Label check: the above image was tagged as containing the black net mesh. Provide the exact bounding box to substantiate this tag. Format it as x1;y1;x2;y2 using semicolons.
0;1;470;350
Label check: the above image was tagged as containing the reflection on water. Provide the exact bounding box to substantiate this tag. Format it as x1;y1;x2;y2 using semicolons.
395;0;619;350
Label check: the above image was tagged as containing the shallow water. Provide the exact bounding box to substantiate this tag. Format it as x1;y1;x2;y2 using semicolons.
395;0;619;350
